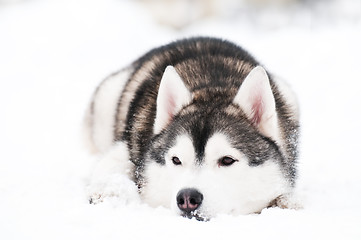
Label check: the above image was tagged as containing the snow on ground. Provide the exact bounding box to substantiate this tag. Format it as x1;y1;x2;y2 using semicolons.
0;0;360;239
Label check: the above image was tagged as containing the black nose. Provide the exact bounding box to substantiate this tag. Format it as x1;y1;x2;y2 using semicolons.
176;188;203;213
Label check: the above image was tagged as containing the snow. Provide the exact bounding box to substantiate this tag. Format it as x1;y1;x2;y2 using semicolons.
0;0;361;239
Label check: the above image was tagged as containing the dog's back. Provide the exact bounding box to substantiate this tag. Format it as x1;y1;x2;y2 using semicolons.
86;37;298;169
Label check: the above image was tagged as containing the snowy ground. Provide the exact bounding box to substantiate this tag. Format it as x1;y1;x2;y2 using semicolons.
1;0;361;239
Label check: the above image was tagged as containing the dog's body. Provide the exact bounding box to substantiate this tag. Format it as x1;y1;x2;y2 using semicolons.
85;37;300;220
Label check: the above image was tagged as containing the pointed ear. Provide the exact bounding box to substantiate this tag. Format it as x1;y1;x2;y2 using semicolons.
153;66;192;134
233;66;279;141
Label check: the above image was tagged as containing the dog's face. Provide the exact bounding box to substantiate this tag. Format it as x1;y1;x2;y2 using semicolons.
142;109;289;220
141;65;290;220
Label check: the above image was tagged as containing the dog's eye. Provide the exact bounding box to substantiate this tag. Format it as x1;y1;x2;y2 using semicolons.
172;156;182;165
218;156;238;167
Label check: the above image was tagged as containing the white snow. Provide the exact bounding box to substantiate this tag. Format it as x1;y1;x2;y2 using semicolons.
0;0;361;239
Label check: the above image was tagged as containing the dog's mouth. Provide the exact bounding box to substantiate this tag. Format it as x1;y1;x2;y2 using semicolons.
181;210;210;221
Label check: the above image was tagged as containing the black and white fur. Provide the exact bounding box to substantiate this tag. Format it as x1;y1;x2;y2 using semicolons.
84;37;300;220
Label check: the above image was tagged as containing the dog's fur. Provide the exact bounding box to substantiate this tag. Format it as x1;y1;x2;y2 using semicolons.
85;37;300;220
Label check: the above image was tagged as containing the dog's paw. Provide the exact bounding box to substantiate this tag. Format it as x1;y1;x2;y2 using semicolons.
89;193;103;204
268;194;303;210
87;173;140;205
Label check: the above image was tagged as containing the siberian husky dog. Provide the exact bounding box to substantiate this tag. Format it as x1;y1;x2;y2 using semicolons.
84;37;300;220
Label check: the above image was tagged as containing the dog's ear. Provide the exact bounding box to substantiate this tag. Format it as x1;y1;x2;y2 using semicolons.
233;66;279;141
154;66;192;134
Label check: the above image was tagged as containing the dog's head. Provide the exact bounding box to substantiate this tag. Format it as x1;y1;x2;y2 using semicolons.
141;66;292;220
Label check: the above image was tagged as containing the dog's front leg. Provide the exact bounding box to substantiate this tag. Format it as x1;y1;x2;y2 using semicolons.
87;141;139;204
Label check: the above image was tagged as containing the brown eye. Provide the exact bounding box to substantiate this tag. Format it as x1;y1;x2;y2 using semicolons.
218;156;237;167
172;156;182;165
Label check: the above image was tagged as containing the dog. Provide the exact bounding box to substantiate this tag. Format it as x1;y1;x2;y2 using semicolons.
84;37;300;220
